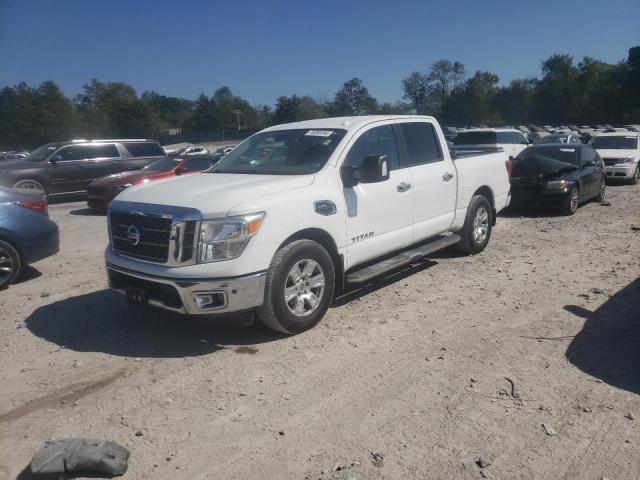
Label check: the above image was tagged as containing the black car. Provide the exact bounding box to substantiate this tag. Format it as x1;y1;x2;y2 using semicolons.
0;139;166;197
510;144;606;215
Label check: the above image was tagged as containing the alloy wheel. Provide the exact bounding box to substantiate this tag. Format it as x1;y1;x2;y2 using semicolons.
0;245;16;285
472;206;489;244
284;259;325;317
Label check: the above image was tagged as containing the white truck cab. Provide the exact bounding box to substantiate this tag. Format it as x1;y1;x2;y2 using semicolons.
589;132;640;184
106;116;511;334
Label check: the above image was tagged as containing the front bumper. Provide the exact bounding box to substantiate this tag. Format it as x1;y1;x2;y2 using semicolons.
510;187;569;206
107;264;266;315
605;164;635;179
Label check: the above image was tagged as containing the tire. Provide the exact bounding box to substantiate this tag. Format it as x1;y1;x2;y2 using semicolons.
456;195;492;255
0;239;21;290
594;179;606;202
12;179;46;194
561;184;579;216
628;166;639;185
257;239;335;335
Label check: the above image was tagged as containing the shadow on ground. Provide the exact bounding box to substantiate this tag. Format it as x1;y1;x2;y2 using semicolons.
69;207;105;216
14;265;42;284
25;289;284;359
565;278;640;395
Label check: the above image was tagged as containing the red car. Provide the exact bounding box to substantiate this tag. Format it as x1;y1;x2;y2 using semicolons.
87;156;218;209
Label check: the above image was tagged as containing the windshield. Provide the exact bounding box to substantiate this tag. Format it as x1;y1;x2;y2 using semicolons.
212;128;347;175
143;157;182;171
25;143;58;162
517;147;579;165
538;136;568;144
590;136;638;150
454;131;497;145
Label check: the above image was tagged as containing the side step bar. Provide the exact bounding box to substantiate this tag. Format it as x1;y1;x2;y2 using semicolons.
345;234;461;284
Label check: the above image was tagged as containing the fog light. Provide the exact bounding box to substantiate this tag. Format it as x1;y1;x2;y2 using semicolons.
193;292;226;310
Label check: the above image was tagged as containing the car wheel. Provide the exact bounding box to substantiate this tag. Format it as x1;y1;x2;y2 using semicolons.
562;185;579;215
456;195;492;255
0;239;21;290
257;239;335;335
629;166;639;185
594;179;606;202
13;179;46;194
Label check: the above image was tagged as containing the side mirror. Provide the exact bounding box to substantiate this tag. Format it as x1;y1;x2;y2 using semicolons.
584;160;595;167
359;155;390;183
50;155;62;164
175;166;188;175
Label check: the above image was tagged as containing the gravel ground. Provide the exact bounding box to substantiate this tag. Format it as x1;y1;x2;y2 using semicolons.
0;183;639;480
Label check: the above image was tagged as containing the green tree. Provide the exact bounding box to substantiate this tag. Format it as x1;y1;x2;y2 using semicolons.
493;78;536;125
402;72;434;114
532;54;581;123
331;78;378;115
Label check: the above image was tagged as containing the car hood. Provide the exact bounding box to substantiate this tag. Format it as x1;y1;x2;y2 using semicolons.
512;155;578;181
0;159;39;171
114;172;315;217
594;149;639;159
93;170;170;186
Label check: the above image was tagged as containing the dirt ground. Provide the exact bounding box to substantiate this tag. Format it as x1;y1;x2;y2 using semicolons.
0;182;639;480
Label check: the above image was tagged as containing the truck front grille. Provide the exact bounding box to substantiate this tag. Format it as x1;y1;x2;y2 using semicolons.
110;210;173;263
603;158;619;166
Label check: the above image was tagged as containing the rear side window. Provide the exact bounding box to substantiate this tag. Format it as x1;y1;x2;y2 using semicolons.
345;125;399;170
123;142;165;157
58;144;119;161
454;131;497;145
581;147;596;164
182;157;214;172
399;122;443;165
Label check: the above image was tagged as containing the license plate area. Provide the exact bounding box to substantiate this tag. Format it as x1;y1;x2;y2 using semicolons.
126;287;149;306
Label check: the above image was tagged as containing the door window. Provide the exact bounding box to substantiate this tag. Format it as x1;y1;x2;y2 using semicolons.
344;125;399;170
399;122;443;166
123;142;165;157
58;144;119;161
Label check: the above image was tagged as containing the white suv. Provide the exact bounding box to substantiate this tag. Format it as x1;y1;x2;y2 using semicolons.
590;132;640;184
453;128;529;158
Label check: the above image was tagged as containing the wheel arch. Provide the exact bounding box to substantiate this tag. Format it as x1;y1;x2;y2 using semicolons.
278;228;344;292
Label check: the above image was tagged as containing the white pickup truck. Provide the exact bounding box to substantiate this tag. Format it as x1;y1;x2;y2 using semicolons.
106;116;511;334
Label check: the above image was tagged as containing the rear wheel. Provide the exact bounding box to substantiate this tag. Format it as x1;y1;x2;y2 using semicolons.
13;179;46;194
257;240;335;334
0;240;21;290
561;185;579;215
456;195;492;255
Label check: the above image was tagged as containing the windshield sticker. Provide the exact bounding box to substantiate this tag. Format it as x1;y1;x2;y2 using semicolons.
305;130;334;137
559;148;575;152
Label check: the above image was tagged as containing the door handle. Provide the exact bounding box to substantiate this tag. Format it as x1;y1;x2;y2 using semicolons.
442;172;454;182
397;182;412;192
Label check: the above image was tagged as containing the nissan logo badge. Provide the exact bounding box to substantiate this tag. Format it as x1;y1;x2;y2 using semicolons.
126;225;141;246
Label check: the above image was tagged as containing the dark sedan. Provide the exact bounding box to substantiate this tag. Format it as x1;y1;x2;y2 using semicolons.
0;187;59;289
510;144;606;215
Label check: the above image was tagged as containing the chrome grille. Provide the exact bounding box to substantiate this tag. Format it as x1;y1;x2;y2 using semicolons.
110;210;173;262
603;158;619;166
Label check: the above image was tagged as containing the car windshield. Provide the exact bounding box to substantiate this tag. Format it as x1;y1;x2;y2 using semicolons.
143;157;182;171
25;143;58;162
590;136;638;150
538;136;568;144
517;147;579;165
211;128;347;175
454;131;497;145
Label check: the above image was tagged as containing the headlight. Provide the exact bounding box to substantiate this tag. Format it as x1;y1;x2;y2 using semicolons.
546;180;570;189
616;157;633;164
197;212;264;263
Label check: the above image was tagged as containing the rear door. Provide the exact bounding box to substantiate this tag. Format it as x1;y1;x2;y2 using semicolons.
397;121;456;242
580;147;600;199
118;142;166;172
341;123;413;268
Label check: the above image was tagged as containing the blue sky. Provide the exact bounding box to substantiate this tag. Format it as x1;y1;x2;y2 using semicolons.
1;0;638;106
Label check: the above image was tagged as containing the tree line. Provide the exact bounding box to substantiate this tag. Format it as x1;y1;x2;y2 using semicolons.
0;47;638;149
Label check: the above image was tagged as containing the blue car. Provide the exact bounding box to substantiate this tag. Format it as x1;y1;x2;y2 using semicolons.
0;187;59;289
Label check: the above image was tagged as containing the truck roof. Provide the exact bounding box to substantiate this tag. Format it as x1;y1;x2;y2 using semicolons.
262;115;438;133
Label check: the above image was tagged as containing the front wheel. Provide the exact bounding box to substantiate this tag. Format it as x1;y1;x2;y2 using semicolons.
456;195;492;255
257;239;335;334
594;179;606;202
628;166;639;185
0;240;21;290
561;185;579;215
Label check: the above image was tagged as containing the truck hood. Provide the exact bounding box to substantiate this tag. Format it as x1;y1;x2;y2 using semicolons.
594;149;639;159
115;172;314;217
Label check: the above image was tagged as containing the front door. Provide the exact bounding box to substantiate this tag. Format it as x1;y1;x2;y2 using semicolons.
51;143;121;193
341;123;413;269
